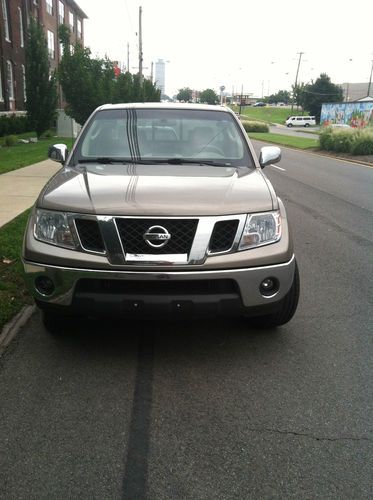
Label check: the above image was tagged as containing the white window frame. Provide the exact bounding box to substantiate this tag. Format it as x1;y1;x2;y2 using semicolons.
58;1;64;24
46;0;53;16
22;64;26;102
6;60;14;100
2;0;10;42
0;65;3;102
18;7;24;47
47;30;55;59
69;11;74;31
77;18;82;38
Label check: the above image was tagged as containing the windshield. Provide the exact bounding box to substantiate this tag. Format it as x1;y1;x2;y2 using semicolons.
72;108;255;168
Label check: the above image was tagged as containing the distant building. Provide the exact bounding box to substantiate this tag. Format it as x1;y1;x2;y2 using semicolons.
154;59;166;97
339;82;373;102
0;0;87;112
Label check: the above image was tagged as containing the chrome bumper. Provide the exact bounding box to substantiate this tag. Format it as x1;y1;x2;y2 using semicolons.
23;255;295;309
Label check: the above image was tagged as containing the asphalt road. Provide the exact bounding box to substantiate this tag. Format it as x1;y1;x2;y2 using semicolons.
1;146;372;499
269;124;320;138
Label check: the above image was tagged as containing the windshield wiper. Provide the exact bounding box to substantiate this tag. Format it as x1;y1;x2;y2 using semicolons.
147;158;232;167
78;157;132;164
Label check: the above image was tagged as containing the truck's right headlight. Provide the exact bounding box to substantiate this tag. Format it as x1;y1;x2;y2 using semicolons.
34;209;77;249
239;211;282;250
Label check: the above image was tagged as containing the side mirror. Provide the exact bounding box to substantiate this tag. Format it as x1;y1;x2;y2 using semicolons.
259;146;281;168
48;144;68;164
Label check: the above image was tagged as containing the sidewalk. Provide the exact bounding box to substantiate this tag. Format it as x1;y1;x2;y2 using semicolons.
0;160;61;228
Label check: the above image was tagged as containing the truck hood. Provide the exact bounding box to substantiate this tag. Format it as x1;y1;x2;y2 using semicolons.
39;163;274;216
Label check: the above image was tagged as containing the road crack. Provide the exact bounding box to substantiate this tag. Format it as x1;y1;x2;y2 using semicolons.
246;427;372;443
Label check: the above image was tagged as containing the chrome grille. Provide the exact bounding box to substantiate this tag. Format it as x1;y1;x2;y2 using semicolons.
115;218;198;255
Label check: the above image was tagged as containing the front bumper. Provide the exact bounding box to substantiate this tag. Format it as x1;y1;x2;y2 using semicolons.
23;256;295;317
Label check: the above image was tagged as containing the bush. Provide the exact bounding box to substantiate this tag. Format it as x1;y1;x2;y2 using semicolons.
0;114;32;137
241;121;269;133
351;131;373;155
4;135;18;147
319;127;373;155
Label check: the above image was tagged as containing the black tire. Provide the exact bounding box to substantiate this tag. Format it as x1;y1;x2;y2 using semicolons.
250;260;300;329
304;123;310;127
287;123;293;127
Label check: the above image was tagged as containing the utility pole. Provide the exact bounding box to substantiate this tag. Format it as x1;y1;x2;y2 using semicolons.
127;42;129;73
291;51;304;112
138;6;143;83
368;59;373;97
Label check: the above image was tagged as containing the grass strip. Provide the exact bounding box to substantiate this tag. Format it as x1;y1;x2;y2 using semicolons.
0;136;74;175
0;210;32;331
249;132;319;149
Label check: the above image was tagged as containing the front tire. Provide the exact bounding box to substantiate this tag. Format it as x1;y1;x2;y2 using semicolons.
250;260;300;328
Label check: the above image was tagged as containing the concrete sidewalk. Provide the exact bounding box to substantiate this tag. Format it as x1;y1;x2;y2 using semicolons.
0;160;61;228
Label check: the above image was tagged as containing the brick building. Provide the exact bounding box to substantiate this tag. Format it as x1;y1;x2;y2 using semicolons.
0;0;87;112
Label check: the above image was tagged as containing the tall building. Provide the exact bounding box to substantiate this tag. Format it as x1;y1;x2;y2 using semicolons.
0;0;87;112
154;59;166;97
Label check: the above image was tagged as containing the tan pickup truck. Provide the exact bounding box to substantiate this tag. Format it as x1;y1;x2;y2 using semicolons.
22;103;299;331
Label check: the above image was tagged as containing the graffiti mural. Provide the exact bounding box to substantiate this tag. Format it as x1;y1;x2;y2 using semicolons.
320;102;373;128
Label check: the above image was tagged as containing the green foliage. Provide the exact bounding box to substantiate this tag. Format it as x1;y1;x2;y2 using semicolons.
199;88;219;105
319;128;373;155
249;132;318;149
299;74;343;122
177;87;193;102
350;131;373;155
266;90;291;104
25;19;58;138
4;135;17;147
0;115;32;137
58;26;160;125
241;121;269;133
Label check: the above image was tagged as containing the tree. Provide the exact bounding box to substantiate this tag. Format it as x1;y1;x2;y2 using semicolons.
58;25;160;125
300;73;343;122
177;87;193;102
25;18;57;137
266;90;291;104
199;88;219;105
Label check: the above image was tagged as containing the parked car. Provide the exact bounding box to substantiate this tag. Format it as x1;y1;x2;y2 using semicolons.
253;102;266;107
286;116;316;127
23;103;299;331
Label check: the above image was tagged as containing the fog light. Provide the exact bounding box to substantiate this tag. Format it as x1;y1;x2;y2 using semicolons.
260;277;279;296
35;276;55;296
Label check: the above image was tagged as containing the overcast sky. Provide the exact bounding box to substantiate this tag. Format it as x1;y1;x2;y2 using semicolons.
77;0;373;98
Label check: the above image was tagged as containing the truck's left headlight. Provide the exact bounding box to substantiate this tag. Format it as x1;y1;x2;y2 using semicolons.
239;211;282;250
34;209;77;249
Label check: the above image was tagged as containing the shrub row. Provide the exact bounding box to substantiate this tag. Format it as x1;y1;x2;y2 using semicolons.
241;120;269;133
0;114;32;137
319;128;373;156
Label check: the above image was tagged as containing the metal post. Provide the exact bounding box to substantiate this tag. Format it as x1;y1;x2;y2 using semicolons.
127;42;129;72
138;6;143;83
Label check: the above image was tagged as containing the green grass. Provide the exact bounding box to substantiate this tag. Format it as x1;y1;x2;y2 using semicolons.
249;132;319;149
0;209;32;331
233;106;307;125
0;136;74;175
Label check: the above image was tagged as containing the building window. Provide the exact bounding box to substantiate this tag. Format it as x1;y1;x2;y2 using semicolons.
46;0;53;16
2;0;10;41
58;1;64;24
6;61;14;100
22;64;26;102
77;19;82;38
18;7;24;47
47;30;55;59
69;11;74;31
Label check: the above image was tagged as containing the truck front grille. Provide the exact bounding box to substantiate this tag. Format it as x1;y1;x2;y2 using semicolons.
75;219;105;253
209;219;239;253
115;218;198;255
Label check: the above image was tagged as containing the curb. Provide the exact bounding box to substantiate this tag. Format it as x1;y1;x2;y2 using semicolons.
0;305;36;355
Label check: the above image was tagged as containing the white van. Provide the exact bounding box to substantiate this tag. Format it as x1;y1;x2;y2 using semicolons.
285;116;316;127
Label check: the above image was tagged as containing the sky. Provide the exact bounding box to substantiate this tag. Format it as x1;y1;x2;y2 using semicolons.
77;0;373;98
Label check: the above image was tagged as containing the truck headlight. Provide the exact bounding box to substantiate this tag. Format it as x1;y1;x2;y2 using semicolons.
239;211;281;250
34;209;77;249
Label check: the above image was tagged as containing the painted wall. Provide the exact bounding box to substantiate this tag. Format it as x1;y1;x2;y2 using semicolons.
320;102;373;128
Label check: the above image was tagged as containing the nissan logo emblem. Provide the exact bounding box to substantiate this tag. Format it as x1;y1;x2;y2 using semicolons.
143;225;171;248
